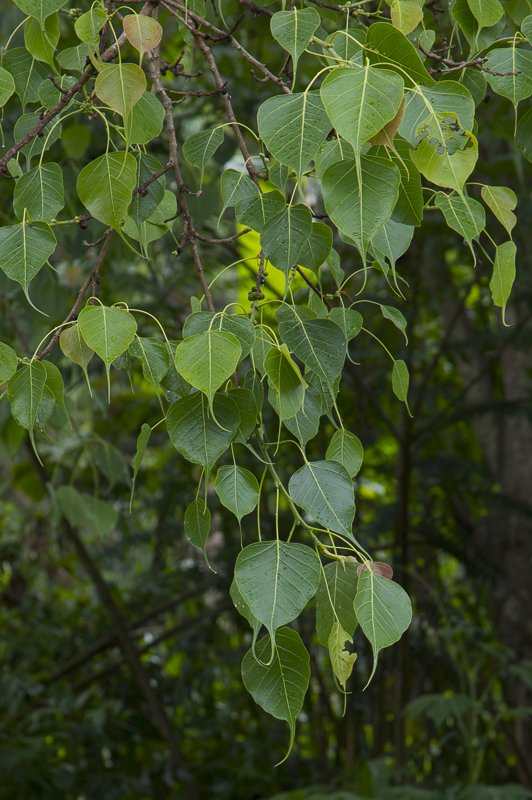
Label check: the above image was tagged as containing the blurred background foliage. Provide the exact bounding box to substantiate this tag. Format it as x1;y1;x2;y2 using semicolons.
1;0;532;798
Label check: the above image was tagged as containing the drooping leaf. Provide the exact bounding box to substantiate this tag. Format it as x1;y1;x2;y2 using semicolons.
129;336;170;388
392;359;410;408
235;540;320;640
95;63;146;117
241;628;310;760
466;0;504;31
354;569;412;685
215;466;259;522
41;360;65;410
298;222;333;272
0;221;56;304
480;185;517;235
270;8;321;78
326;430;364;478
124;91;166;145
184;497;211;551
328;308;363;342
174;329;242;410
322;156;401;264
59;323;94;386
129;153;166;226
371;219;414;280
261;205;312;277
0;343;18;384
13;163;64;222
264;344;306;421
77;152;137;229
236;190;286;234
516;106;532;162
166;392;240;473
283;383;323;447
288;460;355;538
24;14;59;67
316;560;358;646
489;241;516;322
320;64;404;153
380;305;409;344
7;360;47;451
257;92;331;181
183;128;224;184
78;305;137;375
131;422;151;504
328;622;357;690
0;67;15;107
390;0;424;35
74;8;107;45
434;191;485;262
123;13;163;56
410;131;478;192
230;578;261;639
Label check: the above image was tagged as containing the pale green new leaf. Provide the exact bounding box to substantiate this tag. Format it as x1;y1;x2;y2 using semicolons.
320;64;404;153
214;466;259;522
174;329;242;409
241;628;310;761
410;132;478;192
466;0;504;30
288;460;355;538
328;622;357;690
434;192;485;262
75;8;107;45
261;205;312;277
166;392;240;473
77;152;137;229
184;498;211;551
24;14;59;67
490;241;516;322
0;221;56;304
480;185;517;236
0;67;15;107
123;14;163;56
78;305;137;369
59;323;94;387
326;430;364;478
13;164;64;222
390;0;424;35
322;155;400;264
95;63;146;117
354;570;412;686
270;8;320;77
0;343;18;384
235;540;320;640
264;344;306;421
316;560;358;646
257;92;331;181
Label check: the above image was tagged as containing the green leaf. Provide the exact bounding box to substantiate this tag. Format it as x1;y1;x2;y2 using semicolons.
13;0;67;26
434;192;485;263
277;305;346;404
131;422;151;503
7;361;47;451
13;163;64;222
400;80;475;143
123;13;163;56
230;385;260;443
184;498;211;551
130;153;166;226
24;13;59;67
298;222;333;272
284;384;323;447
174;329;242;410
56;44;91;72
55;485;118;536
166;392;240;473
59;323;94;386
95;63;146;117
74;8;107;45
183;128;224;184
42;360;65;410
0;221;56;305
214;466;259;522
326;430;363;478
14;113;62;161
0;67;15;107
379;305;408;344
129;336;170;388
322;155;400;265
390;0;424;35
516;106;532;162
78;305;137;377
389;139;424;227
264;344;306;421
320;64;404;153
410;132;478;192
235;540;320;640
183;312;255;359
392;359;410;408
230;578;261;637
288;460;355;538
220;169;258;219
365;22;435;86
480;185;517;235
489;241;516;321
3;48;48;108
124;91;165;145
371;219;414;279
257;92;331;181
0;343;18;384
77;152;137;229
261;205;312;277
466;0;504;30
354;569;412;685
316;560;358;646
241;628;310;760
523;14;532;45
236;190;286;234
38;74;76;109
328;308;363;341
270;8;320;78
484;48;532;111
328;621;357;690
